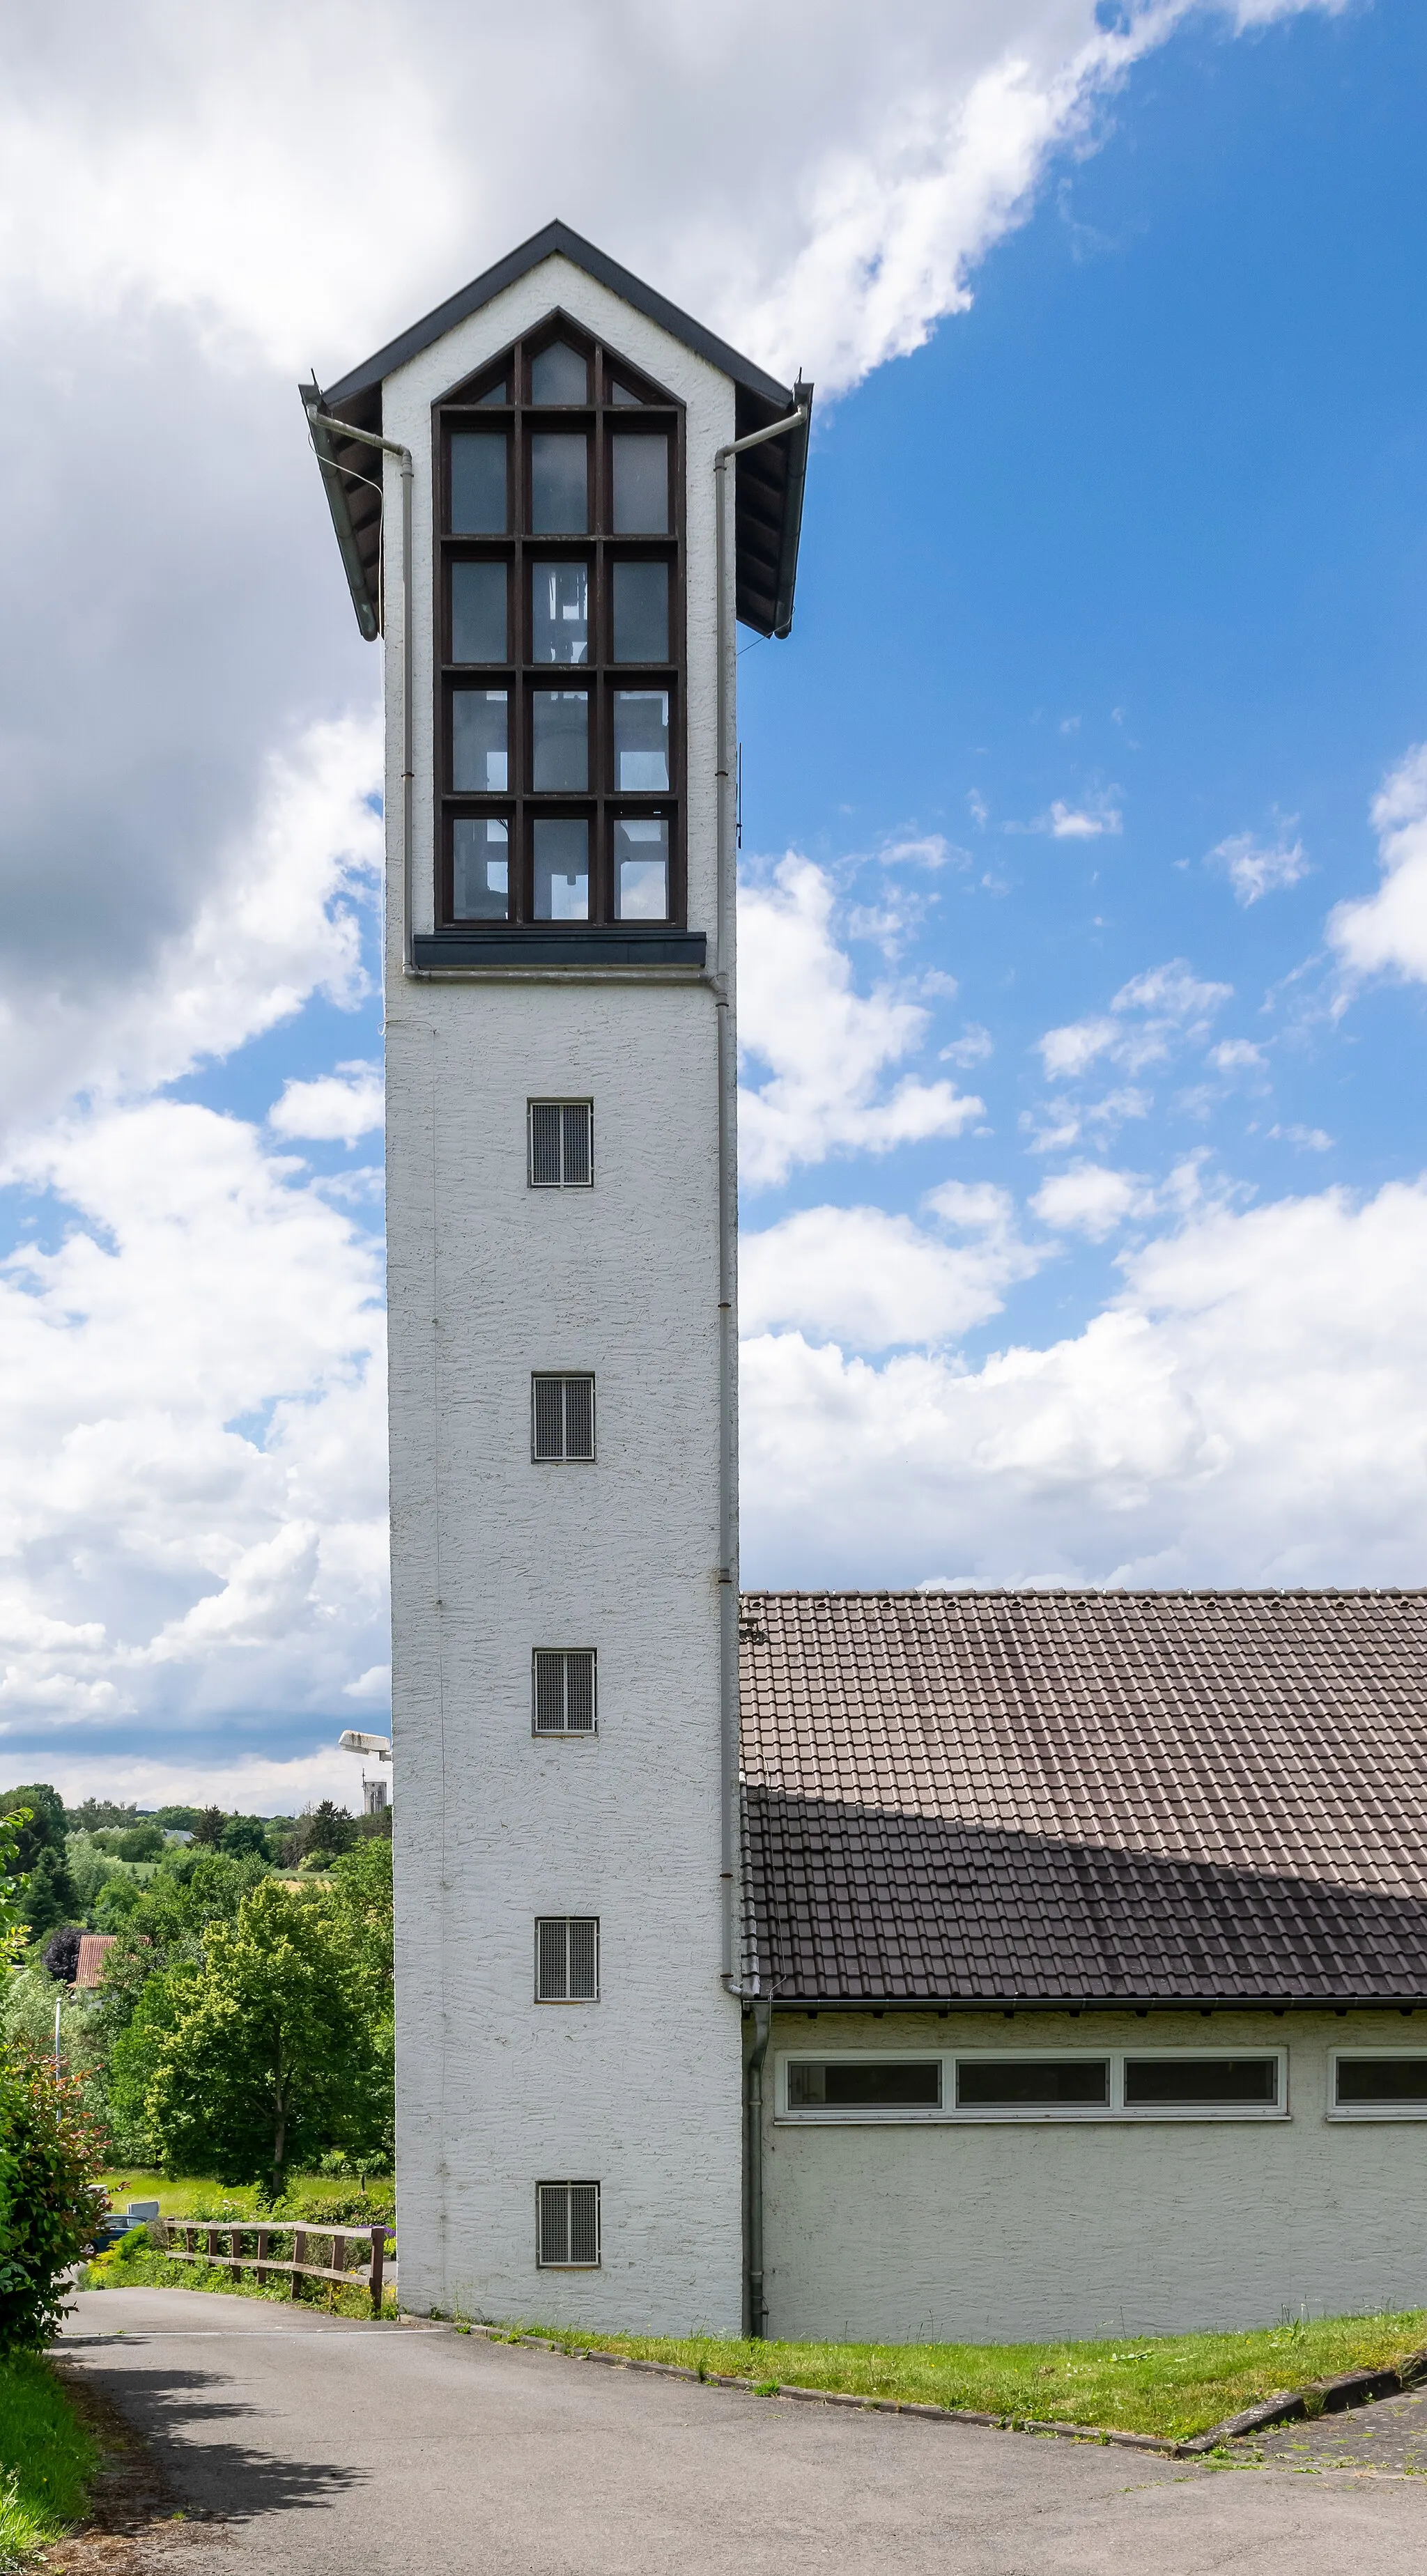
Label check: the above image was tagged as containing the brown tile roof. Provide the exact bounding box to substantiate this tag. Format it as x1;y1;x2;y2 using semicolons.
738;1590;1427;2007
73;1932;116;1989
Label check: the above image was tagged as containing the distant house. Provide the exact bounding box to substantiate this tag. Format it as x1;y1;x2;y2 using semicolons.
740;1588;1427;2342
73;1932;116;1990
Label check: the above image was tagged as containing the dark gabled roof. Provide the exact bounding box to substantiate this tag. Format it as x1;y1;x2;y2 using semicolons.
310;219;812;642
739;1589;1427;2009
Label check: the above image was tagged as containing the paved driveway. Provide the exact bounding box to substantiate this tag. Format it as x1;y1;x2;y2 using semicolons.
53;2290;1427;2575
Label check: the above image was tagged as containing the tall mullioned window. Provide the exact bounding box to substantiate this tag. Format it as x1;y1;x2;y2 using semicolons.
435;320;684;931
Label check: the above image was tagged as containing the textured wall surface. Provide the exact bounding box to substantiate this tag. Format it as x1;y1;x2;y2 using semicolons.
762;2009;1427;2341
383;261;743;2329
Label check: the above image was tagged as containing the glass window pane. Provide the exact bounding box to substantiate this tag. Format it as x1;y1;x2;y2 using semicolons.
532;433;587;533
615;818;669;920
1337;2057;1427;2105
613;690;669;791
612;435;669;534
452;690;508;791
451;561;507;662
534;818;589;921
531;561;589;665
1124;2058;1277;2107
449;431;507;533
532;692;588;791
612;561;669;661
956;2059;1109;2108
609;381;642;405
532;341;588;403
476;378;507;406
452;818;509;920
787;2062;940;2109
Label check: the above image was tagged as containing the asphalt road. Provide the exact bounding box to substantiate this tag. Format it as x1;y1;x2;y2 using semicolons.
52;2289;1427;2575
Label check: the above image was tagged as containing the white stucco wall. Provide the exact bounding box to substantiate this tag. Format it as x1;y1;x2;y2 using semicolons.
380;259;743;2329
762;2010;1427;2342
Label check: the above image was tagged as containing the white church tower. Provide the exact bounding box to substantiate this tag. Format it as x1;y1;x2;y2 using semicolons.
304;224;810;2329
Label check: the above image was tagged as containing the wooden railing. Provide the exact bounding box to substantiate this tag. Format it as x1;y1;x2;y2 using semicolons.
160;2219;392;2315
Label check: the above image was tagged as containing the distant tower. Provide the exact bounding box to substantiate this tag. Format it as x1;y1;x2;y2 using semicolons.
304;224;810;2329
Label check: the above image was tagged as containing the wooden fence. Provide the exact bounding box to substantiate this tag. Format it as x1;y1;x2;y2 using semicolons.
160;2219;392;2315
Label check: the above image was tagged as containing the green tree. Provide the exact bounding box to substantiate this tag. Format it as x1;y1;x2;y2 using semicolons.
0;1787;77;1941
144;1880;376;2194
0;2049;107;2351
219;1815;268;1860
191;1807;224;1848
106;1969;196;2164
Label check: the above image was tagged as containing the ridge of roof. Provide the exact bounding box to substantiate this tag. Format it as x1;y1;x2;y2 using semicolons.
742;1586;1427;1601
322;217;794;411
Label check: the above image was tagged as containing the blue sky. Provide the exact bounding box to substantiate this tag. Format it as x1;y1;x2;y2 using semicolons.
2;0;1426;1810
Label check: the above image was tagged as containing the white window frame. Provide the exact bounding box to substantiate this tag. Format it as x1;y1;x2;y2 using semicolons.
1328;2048;1427;2121
776;2046;1290;2125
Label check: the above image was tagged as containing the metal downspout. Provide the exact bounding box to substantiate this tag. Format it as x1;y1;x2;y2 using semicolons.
302;398;423;983
712;400;808;1990
745;1996;773;2338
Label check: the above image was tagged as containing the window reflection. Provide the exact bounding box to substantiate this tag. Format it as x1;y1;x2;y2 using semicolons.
613;690;670;791
615;818;669;920
531;433;587;533
534;818;589;921
449;432;507;534
612;435;668;534
532;342;588;403
452;690;508;791
612;561;669;662
451;561;507;662
532;692;589;791
531;561;589;664
453;818;509;919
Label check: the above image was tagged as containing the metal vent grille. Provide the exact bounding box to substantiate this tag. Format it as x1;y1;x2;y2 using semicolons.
537;2180;600;2268
529;1100;593;1188
535;1916;599;2001
533;1650;597;1735
532;1374;595;1460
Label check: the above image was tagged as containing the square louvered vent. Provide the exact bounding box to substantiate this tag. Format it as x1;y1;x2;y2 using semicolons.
537;2180;600;2268
533;1650;597;1735
529;1100;593;1188
535;1916;599;2001
532;1374;594;1461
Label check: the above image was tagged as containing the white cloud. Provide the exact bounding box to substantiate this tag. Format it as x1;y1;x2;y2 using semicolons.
1270;1123;1334;1152
1030;1163;1152;1239
941;1024;994;1066
0;1099;387;1738
1047;796;1123;839
1208;1039;1265;1073
1329;742;1427;986
742;1177;1427;1587
1037;956;1233;1083
879;834;962;869
1038;1014;1120;1080
20;1748;365;1815
739;857;982;1185
1209;824;1308;904
270;1064;385;1146
741;1188;1043;1350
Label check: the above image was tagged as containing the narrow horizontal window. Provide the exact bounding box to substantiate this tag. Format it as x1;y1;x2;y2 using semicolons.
528;1099;593;1188
612;433;669;534
452;818;509;922
1336;2056;1427;2107
531;341;588;404
532;1374;595;1461
449;431;507;534
537;2180;600;2268
614;818;669;921
452;689;508;791
531;560;589;665
451;560;507;663
532;817;589;922
531;433;587;534
1125;2056;1277;2109
536;1916;599;2001
787;2061;941;2111
532;1649;596;1735
956;2058;1109;2109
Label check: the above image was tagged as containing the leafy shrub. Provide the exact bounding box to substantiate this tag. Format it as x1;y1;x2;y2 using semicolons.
0;2048;107;2352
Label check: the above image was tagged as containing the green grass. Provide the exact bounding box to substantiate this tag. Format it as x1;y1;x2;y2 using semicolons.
0;2352;98;2564
511;2309;1427;2442
97;2167;395;2224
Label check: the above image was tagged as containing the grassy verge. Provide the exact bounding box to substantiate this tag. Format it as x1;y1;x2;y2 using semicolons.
0;2353;98;2564
507;2309;1427;2442
85;2240;397;2323
96;2168;394;2225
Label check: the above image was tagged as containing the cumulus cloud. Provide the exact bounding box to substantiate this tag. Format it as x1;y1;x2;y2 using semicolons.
270;1064;385;1146
1037;957;1233;1083
739;857;982;1185
742;1177;1427;1587
1046;796;1123;839
1208;1038;1265;1074
741;1186;1043;1350
1030;1163;1153;1239
1210;824;1308;904
1329;742;1427;987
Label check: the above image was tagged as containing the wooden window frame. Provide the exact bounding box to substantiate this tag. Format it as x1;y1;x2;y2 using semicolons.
434;313;686;933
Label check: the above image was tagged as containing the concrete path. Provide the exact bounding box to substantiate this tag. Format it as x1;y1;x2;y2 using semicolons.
52;2290;1427;2575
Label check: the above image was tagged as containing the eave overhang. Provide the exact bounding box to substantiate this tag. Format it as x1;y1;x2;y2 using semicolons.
304;219;812;642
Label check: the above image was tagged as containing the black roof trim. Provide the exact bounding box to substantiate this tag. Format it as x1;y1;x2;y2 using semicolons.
323;218;794;413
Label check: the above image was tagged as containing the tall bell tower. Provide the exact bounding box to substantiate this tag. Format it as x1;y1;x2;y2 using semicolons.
304;224;810;2329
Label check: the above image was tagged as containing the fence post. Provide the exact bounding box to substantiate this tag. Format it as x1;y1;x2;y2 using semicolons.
206;2226;220;2268
255;2227;269;2287
369;2224;387;2317
291;2226;306;2300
